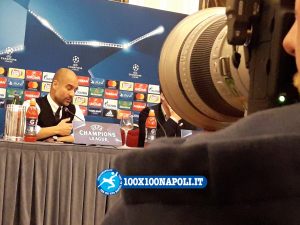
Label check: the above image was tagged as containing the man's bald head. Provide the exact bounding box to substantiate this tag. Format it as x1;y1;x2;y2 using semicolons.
53;68;77;84
50;68;79;106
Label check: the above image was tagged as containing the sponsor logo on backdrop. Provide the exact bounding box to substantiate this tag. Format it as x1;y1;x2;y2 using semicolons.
147;94;160;103
147;103;159;108
148;84;160;94
24;91;40;100
106;80;119;89
88;97;103;108
132;111;140;123
0;77;7;88
119;91;134;100
117;110;132;120
26;81;41;91
120;81;134;91
75;86;89;96
118;100;132;110
0;67;8;76
103;109;117;118
6;88;23;99
42;72;55;82
77;76;90;86
134;83;148;93
0;98;5;108
41;82;51;92
104;89;118;99
129;64;142;79
90;78;105;87
79;106;88;116
68;55;83;72
26;70;42;81
0;88;6;98
103;99;118;110
7;78;24;88
89;87;104;97
88;107;103;116
134;93;147;102
73;96;88;106
8;68;25;79
132;102;146;112
1;47;17;63
40;92;48;97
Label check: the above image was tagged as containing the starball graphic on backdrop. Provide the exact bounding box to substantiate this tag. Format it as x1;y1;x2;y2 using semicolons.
0;0;186;124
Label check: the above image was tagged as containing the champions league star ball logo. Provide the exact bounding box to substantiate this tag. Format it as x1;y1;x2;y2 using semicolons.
68;56;83;71
129;64;142;79
90;124;103;131
1;47;18;63
5;47;14;56
132;64;139;72
73;56;80;64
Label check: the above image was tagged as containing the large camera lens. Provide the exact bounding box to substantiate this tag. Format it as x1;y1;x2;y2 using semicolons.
159;7;249;130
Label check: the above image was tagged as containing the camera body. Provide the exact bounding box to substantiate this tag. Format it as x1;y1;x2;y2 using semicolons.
227;0;298;113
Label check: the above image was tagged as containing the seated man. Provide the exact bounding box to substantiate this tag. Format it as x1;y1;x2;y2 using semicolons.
138;92;196;147
24;68;84;143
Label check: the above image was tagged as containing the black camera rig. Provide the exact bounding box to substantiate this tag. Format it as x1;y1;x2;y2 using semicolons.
226;0;299;113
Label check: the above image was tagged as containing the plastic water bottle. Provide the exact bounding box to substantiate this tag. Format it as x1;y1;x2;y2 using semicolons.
144;109;157;146
24;98;38;142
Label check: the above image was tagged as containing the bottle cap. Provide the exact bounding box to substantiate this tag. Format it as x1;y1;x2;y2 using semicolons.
30;98;36;106
148;109;155;117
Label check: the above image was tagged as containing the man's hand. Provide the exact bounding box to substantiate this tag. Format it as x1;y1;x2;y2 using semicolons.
43;137;64;143
56;118;73;136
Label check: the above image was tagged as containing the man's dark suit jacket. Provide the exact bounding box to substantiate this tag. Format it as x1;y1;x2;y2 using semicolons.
35;96;76;141
36;96;76;128
138;103;196;147
101;103;300;225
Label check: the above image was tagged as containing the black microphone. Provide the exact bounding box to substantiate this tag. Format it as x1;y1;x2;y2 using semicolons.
64;107;84;121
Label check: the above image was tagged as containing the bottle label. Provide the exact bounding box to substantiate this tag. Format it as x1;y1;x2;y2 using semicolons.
145;128;157;143
146;117;157;129
25;118;37;136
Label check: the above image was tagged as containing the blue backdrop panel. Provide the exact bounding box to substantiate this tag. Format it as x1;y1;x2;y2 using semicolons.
0;0;186;135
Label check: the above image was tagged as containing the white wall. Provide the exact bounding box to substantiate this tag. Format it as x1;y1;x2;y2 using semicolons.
128;0;200;15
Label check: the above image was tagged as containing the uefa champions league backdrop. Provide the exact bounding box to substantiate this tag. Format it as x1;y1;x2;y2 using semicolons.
0;0;186;133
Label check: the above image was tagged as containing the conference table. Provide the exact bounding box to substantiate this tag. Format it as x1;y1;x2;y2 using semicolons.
0;140;135;225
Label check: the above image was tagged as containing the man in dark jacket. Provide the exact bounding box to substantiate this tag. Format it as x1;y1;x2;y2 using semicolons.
24;68;84;142
138;92;196;147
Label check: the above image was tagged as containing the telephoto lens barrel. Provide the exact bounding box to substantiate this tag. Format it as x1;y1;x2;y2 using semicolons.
159;7;249;130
